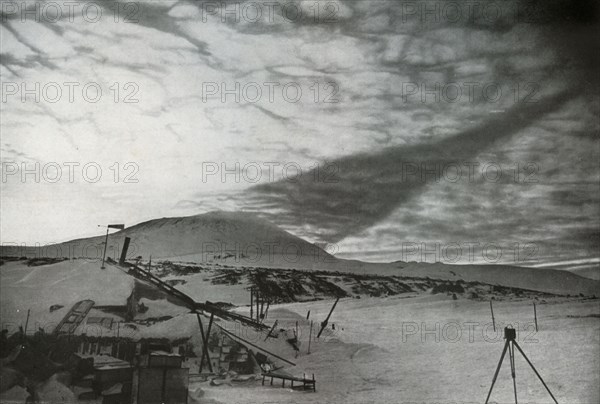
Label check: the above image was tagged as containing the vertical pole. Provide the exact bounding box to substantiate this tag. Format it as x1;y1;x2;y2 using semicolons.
205;314;215;373
264;301;270;320
306;310;310;320
198;313;215;374
260;299;265;320
295;321;298;339
256;289;260;322
308;320;313;354
490;301;496;332
250;288;254;321
23;309;30;338
101;228;109;269
117;321;120;338
533;302;538;332
197;314;207;372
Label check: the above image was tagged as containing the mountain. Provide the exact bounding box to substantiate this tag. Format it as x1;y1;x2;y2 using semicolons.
569;266;600;281
1;211;598;296
351;261;599;297
1;211;335;269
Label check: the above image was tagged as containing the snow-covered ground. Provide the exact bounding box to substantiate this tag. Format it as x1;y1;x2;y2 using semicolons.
1;259;598;403
0;260;133;335
195;295;600;404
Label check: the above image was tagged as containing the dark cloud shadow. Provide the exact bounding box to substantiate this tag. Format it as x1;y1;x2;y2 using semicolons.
240;85;582;242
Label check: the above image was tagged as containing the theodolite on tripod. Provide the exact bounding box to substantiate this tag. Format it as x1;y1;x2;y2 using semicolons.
485;326;559;404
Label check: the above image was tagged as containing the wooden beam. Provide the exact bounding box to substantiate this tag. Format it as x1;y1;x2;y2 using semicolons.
256;289;260;322
250;288;254;321
196;313;208;373
197;313;214;373
317;297;340;338
490;301;496;332
126;264;268;330
263;301;270;321
308;320;313;354
260;299;265;320
204;314;215;373
264;320;278;341
217;323;296;366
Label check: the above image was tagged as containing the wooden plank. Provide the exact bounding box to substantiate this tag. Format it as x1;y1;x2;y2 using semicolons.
260;372;316;389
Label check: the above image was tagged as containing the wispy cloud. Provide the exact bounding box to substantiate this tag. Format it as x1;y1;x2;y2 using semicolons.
1;0;598;266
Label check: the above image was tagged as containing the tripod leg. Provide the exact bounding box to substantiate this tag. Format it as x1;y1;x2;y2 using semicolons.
512;341;559;404
509;342;518;404
485;340;510;404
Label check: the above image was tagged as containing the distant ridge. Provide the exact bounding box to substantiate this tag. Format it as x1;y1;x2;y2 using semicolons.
1;211;598;296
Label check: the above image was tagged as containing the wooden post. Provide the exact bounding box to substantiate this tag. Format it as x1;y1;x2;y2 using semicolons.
317;297;340;338
295;321;298;339
260;299;265;320
308;320;313;354
196;313;214;373
23;309;30;338
256;289;260;322
533;302;538;332
264;301;270;320
101;227;109;269
490;301;496;332
117;321;120;338
204;314;214;372
250;288;254;321
306;310;310;320
197;313;207;372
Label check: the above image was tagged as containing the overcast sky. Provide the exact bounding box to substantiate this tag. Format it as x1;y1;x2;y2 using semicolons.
1;0;598;269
